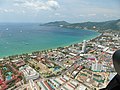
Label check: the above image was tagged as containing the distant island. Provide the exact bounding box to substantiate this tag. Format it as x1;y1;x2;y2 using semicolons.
42;19;120;32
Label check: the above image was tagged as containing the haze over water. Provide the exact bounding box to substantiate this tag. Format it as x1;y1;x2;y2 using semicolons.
0;23;99;58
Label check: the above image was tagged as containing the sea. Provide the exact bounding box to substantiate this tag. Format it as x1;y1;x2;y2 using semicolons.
0;23;100;58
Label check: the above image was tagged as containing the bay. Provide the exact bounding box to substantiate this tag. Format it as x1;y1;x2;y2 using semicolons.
0;23;99;58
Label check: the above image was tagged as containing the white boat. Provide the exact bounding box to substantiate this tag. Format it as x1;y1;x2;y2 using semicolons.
6;28;9;30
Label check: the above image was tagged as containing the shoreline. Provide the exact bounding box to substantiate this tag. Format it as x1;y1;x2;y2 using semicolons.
0;30;101;59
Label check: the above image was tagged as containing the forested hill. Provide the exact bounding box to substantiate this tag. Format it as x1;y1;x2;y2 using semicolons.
42;19;120;32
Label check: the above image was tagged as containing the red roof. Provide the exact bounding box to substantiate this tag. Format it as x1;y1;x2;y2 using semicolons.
44;81;52;90
0;79;3;84
78;66;83;69
87;57;95;61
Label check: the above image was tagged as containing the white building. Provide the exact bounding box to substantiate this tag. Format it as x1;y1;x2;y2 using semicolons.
92;61;103;72
109;72;117;82
77;84;87;90
19;65;39;81
81;40;86;53
29;79;38;90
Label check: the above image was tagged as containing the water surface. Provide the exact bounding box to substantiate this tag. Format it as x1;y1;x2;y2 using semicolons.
0;23;99;57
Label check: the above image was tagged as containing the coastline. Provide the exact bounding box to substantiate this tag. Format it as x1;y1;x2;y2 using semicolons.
0;30;101;59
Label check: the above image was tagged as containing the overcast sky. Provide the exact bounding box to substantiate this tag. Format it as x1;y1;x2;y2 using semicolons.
0;0;120;23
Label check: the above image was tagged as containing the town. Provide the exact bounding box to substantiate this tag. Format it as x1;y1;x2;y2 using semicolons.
0;31;120;90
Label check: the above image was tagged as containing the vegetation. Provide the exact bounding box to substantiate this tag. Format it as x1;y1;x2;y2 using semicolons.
41;21;70;26
43;19;120;32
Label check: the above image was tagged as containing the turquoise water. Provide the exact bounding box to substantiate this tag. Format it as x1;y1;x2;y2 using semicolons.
7;72;12;76
0;23;99;58
6;76;12;81
54;67;60;71
3;67;7;70
6;72;12;81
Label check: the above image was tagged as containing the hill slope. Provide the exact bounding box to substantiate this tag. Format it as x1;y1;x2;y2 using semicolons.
64;19;120;31
43;19;120;32
42;21;70;26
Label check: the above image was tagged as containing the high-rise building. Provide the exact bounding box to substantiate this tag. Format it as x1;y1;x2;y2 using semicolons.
82;40;86;53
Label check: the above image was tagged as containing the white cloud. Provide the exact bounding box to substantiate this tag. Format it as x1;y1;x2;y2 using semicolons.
46;0;60;10
0;8;14;13
54;13;60;16
78;14;96;17
88;14;96;16
14;0;60;10
79;14;86;17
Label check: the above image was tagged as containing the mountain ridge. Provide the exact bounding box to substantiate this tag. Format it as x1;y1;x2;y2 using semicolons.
41;21;70;26
42;19;120;32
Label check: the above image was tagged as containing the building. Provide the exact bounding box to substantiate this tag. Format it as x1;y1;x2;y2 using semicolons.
29;79;38;90
108;72;117;82
81;40;86;53
19;65;39;81
92;61;103;72
12;59;25;68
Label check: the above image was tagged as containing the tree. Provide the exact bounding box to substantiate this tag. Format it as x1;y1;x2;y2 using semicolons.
37;67;40;70
18;75;23;80
32;65;35;68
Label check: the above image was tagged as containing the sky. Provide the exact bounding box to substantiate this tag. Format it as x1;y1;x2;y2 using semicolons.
0;0;120;23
